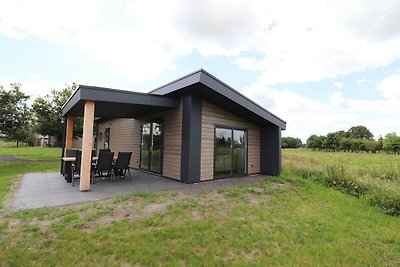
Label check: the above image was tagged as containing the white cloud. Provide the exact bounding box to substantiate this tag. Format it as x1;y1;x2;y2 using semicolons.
2;0;400;85
356;79;366;86
330;92;346;107
0;73;63;102
377;73;400;98
241;73;400;141
0;0;400;140
334;82;343;88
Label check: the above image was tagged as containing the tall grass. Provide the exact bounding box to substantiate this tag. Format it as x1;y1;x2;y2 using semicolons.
283;149;400;215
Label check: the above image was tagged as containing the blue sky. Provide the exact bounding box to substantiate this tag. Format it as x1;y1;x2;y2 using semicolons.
1;0;399;141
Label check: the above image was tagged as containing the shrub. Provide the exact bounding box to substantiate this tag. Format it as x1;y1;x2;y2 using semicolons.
369;188;400;216
323;166;368;198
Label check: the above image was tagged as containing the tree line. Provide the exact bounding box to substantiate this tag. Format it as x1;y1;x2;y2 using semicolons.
282;125;400;154
0;83;82;147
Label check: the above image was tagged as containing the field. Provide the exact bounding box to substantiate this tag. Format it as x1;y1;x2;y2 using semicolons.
0;147;399;266
0;140;29;148
283;149;400;215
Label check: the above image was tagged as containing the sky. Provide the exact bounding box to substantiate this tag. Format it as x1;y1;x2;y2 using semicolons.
0;0;399;141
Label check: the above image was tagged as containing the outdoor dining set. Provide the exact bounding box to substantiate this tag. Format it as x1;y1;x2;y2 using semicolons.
62;149;132;186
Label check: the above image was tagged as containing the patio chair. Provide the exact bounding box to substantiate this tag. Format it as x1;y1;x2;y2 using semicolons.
113;152;132;182
72;150;82;187
63;149;77;178
91;151;114;183
98;148;111;156
93;148;112;176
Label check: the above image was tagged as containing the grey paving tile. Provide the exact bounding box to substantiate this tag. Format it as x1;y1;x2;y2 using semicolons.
12;170;265;209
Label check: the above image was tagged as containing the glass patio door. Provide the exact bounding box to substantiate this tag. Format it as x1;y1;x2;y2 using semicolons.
215;127;247;179
232;129;246;176
150;123;162;173
140;122;163;174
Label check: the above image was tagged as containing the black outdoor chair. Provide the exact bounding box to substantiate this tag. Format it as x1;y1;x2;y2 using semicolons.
113;152;132;182
63;149;77;177
91;151;114;183
98;148;111;156
72;150;82;187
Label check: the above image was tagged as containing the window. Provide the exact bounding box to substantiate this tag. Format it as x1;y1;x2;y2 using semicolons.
104;128;110;149
215;126;247;179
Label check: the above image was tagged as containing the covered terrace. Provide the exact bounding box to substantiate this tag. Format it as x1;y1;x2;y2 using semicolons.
61;85;180;192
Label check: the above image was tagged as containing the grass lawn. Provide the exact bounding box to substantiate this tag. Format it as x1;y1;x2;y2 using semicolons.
0;148;399;266
0;147;61;208
0;140;28;148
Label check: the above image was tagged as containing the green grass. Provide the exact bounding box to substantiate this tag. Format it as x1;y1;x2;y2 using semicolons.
0;177;399;266
283;149;400;215
0;146;61;161
284;149;400;172
0;147;400;265
0;147;61;208
0;140;28;148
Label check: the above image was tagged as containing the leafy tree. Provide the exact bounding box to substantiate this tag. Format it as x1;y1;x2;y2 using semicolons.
282;137;303;149
347;125;373;140
383;133;400;154
32;83;82;145
376;136;384;152
0;83;34;147
306;135;325;150
324;133;340;151
351;138;365;152
339;138;352;152
333;130;348;139
362;139;380;153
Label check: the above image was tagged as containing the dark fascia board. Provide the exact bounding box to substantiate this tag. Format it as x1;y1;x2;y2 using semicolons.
62;85;180;116
148;69;202;95
149;69;286;129
199;70;286;130
62;87;81;117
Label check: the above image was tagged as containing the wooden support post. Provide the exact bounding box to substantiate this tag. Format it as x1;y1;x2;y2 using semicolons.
65;116;74;151
80;101;95;191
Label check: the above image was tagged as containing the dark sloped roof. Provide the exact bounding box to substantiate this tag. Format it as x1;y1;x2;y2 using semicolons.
150;69;286;129
61;69;286;129
61;85;180;118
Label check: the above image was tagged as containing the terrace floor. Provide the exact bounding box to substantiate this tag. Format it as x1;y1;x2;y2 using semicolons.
12;170;265;209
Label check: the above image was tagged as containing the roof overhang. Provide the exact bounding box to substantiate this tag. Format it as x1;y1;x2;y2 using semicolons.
61;70;286;129
61;85;180;118
150;69;287;130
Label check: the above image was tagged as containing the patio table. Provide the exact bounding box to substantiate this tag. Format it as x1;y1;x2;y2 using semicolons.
62;156;117;183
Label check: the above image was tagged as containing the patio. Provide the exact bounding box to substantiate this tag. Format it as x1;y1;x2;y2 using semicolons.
12;170;265;209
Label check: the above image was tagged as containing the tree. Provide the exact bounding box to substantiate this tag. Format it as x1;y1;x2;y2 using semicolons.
282;137;303;149
333;130;348;139
351;138;365;152
339;138;352;152
376;136;384;152
32;84;82;145
324;132;340;151
363;139;380;153
383;133;400;154
347;125;373;140
0;83;34;147
306;135;324;150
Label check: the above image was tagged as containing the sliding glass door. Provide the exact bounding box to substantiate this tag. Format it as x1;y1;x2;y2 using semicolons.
140;122;163;174
232;129;247;175
215;126;247;179
150;123;162;173
215;128;232;177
